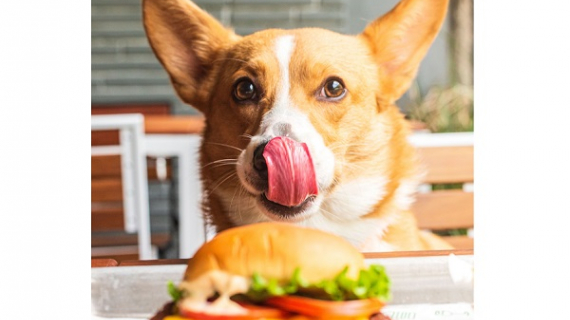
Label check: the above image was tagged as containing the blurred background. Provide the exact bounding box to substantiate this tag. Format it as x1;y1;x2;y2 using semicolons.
92;0;473;131
91;0;473;261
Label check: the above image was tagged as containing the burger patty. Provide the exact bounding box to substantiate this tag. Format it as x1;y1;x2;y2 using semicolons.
148;301;393;320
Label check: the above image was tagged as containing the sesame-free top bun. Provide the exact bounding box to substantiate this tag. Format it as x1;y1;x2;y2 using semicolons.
183;222;365;283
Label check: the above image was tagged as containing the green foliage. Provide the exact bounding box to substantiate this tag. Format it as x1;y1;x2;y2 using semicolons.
431;183;464;191
434;229;469;236
406;83;474;133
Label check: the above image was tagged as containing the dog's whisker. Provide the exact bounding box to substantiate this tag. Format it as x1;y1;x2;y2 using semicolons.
318;206;344;221
203;163;238;170
205;142;244;152
203;158;238;164
209;172;238;195
202;158;239;169
206;164;239;171
237;186;248;222
229;185;241;219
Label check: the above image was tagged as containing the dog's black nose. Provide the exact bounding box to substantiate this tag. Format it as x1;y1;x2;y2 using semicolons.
253;142;268;179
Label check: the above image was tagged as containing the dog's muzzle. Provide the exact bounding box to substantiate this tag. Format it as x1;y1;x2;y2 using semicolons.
252;136;318;207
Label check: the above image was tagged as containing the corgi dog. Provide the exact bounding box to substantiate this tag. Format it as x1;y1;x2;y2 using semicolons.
143;0;452;251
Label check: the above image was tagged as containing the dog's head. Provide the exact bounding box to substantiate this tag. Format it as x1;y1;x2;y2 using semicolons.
143;0;448;245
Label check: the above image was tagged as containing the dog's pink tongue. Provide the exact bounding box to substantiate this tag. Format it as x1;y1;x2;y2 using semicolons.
263;137;318;207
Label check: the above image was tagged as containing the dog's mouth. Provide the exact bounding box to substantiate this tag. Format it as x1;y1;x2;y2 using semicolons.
262;137;319;206
257;193;317;221
239;136;320;221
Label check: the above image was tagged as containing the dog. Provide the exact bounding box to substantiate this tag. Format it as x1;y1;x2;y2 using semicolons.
143;0;452;251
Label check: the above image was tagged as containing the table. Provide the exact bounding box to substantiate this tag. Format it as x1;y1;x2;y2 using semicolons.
92;250;474;319
92;249;473;267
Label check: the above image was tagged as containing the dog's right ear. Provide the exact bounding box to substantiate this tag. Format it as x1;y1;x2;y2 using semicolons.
359;0;449;105
143;0;239;112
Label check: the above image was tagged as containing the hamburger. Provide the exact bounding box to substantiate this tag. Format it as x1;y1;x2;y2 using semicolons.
151;223;391;320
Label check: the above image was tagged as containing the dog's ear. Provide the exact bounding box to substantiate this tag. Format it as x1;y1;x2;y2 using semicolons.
143;0;240;112
360;0;449;104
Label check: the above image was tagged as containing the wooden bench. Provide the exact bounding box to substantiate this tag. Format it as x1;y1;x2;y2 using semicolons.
409;133;474;250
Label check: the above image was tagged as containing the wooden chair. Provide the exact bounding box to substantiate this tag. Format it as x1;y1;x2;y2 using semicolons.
92;104;175;261
93;103;208;260
409;132;474;250
91;114;161;261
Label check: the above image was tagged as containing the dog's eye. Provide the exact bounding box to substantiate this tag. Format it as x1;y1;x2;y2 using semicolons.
233;79;257;102
321;78;346;100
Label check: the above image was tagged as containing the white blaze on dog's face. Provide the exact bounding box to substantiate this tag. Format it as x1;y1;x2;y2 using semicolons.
143;0;449;246
236;35;336;223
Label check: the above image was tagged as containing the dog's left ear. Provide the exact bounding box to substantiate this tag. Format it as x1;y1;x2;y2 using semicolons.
143;0;240;112
360;0;449;104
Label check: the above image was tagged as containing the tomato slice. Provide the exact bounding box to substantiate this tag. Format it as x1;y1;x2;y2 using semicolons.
265;296;383;318
179;302;290;320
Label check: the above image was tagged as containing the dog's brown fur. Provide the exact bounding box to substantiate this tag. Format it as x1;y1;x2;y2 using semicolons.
143;0;452;251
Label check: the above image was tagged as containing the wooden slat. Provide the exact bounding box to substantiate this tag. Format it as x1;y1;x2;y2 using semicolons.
92;155;122;178
91;233;172;262
91;245;139;262
91;232;171;247
92;178;123;202
92;130;119;146
92;205;124;231
92;155;172;180
417;146;473;183
120;258;188;266
412;190;473;230
100;254;139;262
91;258;119;268
144;115;205;134
444;236;474;250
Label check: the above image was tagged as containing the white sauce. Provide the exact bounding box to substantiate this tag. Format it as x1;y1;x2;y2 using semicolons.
178;270;251;315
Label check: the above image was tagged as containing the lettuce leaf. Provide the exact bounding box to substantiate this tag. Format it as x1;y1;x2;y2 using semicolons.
167;281;182;302
246;265;391;302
